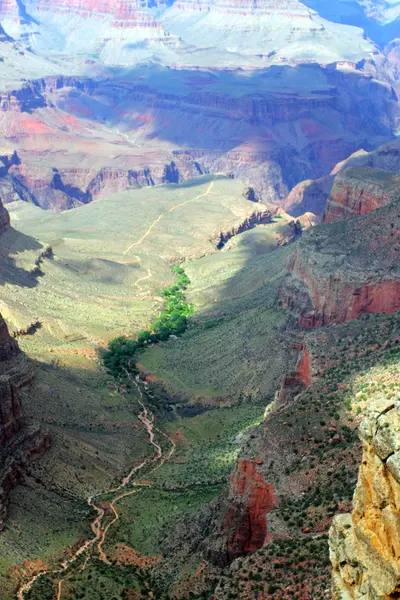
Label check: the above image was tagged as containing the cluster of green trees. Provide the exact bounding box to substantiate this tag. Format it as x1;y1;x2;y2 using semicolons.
103;266;193;378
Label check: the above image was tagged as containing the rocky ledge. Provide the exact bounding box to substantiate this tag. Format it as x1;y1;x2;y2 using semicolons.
281;196;400;328
330;396;400;599
324;167;400;224
0;312;49;528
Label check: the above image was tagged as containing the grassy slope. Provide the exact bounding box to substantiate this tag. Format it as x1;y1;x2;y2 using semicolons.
4;175;255;362
140;223;293;404
58;224;295;598
0;177;295;598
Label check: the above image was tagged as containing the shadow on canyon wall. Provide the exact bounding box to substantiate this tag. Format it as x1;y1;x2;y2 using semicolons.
0;227;44;288
302;0;400;47
51;61;399;193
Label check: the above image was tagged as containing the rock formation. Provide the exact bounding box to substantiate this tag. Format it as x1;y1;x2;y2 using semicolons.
283;149;370;218
0;59;396;211
0;270;49;528
0;197;10;232
216;206;272;248
222;459;275;560
324;167;400;223
330;396;400;599
281;195;400;328
278;343;312;403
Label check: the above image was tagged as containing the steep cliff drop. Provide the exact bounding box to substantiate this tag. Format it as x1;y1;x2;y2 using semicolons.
324;167;400;224
0;312;50;529
0;201;49;529
281;192;400;328
330;397;400;599
223;459;275;560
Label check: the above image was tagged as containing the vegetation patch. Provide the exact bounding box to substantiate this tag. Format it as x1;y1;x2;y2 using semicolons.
102;266;193;378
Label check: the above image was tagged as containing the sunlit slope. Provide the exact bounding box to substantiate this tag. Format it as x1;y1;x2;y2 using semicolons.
3;175;260;365
140;223;294;405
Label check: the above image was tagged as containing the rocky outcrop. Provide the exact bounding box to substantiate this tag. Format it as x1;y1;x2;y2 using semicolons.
0;425;50;528
0;197;10;233
222;459;275;560
171;0;312;16
330;396;400;599
0;82;46;112
283;150;370;218
0;315;49;529
324;167;400;223
0;318;18;361
281;195;400;328
216;206;272;248
283;176;334;217
279;343;312;403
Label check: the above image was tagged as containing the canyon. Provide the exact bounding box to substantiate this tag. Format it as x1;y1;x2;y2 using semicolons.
0;0;395;210
0;1;399;600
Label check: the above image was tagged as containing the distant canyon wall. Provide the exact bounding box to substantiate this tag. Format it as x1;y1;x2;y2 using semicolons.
0;64;397;210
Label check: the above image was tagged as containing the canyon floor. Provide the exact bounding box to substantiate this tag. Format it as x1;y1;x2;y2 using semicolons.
0;167;398;600
0;1;399;599
0;174;294;599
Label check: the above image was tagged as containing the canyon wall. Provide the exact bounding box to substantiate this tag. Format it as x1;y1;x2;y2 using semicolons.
0;317;49;529
0;206;49;527
221;459;275;561
0;56;396;210
330;397;400;599
281;193;400;328
0;197;10;233
324;167;400;224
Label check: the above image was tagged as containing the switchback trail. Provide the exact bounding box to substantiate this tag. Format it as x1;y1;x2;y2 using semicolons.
17;377;175;600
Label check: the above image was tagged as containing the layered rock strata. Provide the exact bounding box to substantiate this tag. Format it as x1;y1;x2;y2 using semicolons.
281;197;400;328
330;396;400;599
324;167;400;223
222;459;275;560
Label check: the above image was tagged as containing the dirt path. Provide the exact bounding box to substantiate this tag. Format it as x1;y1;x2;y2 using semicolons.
17;377;175;600
123;178;215;256
132;268;152;291
17;175;223;600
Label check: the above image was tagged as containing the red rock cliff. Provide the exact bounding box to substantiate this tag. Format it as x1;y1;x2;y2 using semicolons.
223;459;275;559
281;194;400;328
324;167;400;223
279;343;312;403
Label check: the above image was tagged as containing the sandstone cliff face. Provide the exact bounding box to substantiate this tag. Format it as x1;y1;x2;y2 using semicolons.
330;396;400;599
281;196;400;328
324;167;400;223
222;459;275;560
283;149;370;218
278;343;312;403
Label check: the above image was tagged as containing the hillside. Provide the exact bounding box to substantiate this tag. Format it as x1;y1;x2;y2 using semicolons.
0;2;399;600
1;171;397;600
